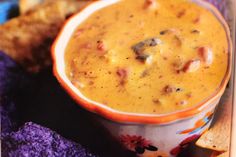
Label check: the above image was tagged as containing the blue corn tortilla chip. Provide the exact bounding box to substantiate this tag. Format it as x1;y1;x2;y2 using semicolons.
0;52;97;157
0;98;17;134
1;122;98;157
0;51;28;134
0;51;28;97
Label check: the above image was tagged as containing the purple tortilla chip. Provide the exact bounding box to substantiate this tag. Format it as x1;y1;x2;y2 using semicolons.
0;51;28;96
0;98;17;134
1;122;98;157
0;51;27;134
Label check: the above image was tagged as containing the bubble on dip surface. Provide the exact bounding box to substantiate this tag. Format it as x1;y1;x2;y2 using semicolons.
65;0;228;114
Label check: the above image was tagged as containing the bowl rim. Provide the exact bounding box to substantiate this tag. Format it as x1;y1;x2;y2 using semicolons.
51;0;232;124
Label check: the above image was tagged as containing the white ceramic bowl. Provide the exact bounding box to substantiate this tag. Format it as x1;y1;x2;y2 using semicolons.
52;0;232;156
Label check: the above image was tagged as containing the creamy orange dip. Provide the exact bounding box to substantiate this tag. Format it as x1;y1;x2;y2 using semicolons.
65;0;228;114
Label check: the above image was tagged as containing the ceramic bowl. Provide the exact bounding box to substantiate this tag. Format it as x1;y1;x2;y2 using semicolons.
52;0;232;156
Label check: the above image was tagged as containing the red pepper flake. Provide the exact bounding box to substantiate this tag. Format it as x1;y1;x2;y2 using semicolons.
176;70;181;74
74;29;84;38
88;81;94;85
116;68;129;85
182;59;201;73
172;59;184;73
146;0;155;5
176;100;188;106
163;85;176;94
191;29;200;34
152;99;161;104
117;68;128;79
129;14;134;18
163;56;168;60
140;69;150;78
144;0;157;9
97;40;106;51
177;9;186;18
186;93;192;98
193;16;201;24
198;46;213;66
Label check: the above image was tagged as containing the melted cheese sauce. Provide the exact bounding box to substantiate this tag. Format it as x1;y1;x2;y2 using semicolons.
65;0;228;114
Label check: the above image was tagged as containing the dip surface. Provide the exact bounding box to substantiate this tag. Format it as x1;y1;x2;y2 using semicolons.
65;0;228;114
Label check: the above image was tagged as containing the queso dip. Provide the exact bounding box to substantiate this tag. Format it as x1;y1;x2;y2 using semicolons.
65;0;228;114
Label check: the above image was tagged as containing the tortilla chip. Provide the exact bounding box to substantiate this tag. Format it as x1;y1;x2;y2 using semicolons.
19;0;90;14
196;88;232;152
0;0;89;73
19;0;43;14
2;122;98;157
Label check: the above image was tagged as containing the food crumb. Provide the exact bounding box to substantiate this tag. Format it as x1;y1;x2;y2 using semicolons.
177;100;188;105
144;0;157;9
116;68;129;85
183;59;201;73
153;99;161;104
177;9;186;18
191;29;200;34
163;85;176;94
198;46;213;66
97;40;106;51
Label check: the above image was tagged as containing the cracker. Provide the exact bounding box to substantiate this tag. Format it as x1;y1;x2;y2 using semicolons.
196;88;232;152
19;0;44;14
0;0;89;73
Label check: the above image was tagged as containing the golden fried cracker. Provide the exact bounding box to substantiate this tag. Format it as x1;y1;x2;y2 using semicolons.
0;0;89;72
19;0;43;14
196;88;232;152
